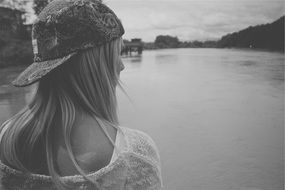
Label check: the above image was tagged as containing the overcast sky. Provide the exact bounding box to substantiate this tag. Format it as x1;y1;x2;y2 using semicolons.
6;0;285;42
105;0;284;42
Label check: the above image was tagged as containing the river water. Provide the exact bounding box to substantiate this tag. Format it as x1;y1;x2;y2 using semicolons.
0;48;284;190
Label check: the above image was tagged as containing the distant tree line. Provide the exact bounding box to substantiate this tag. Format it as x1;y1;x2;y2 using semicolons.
143;35;217;50
143;16;284;51
217;16;284;51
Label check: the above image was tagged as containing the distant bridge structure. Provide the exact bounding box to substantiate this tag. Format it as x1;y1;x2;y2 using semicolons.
122;38;143;55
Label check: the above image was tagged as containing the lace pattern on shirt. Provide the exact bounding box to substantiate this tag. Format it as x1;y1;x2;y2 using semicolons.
0;127;163;190
122;128;163;190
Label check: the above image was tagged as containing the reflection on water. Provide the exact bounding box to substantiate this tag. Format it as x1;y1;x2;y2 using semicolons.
130;55;143;63
121;55;143;71
122;54;143;63
0;48;284;190
155;53;179;64
241;60;257;66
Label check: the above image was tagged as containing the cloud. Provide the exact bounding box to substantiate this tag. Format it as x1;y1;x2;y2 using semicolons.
107;0;284;41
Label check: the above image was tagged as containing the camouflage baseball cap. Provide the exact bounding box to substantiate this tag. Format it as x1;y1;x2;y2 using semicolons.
12;0;124;87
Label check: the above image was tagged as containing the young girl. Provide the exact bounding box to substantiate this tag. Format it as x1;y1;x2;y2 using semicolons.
0;0;163;189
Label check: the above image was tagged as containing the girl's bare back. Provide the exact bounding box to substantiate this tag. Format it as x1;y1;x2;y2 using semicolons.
53;114;117;175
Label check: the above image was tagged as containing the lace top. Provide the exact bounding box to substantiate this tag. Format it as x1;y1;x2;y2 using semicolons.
0;126;163;190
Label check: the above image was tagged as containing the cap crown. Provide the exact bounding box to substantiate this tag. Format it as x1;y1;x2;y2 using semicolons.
32;0;124;62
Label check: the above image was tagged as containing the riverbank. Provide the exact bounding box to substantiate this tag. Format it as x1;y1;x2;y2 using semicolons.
1;45;284;68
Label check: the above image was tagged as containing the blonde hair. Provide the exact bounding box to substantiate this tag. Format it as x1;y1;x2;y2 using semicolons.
0;38;123;189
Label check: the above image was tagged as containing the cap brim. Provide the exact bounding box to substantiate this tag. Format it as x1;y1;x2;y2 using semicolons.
12;52;77;87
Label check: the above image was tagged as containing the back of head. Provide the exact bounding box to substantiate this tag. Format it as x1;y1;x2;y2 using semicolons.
39;37;123;124
12;0;124;87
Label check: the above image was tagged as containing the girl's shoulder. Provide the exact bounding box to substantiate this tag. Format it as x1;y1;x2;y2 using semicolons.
119;126;163;189
120;126;161;166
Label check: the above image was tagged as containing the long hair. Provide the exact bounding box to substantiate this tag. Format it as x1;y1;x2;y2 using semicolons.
0;38;123;189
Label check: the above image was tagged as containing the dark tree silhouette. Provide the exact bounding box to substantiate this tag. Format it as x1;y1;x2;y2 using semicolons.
154;35;180;48
217;16;284;51
33;0;53;15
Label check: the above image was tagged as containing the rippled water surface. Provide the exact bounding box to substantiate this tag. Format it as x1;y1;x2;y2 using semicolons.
0;48;284;190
